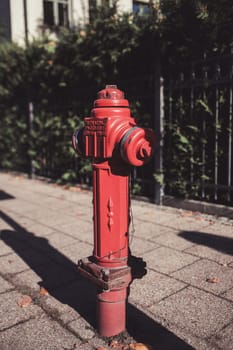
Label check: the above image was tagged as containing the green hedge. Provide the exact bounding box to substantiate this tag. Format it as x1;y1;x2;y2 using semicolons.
0;1;232;195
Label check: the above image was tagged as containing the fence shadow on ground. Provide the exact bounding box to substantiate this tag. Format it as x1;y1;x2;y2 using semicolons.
0;190;15;200
0;210;194;350
179;231;233;256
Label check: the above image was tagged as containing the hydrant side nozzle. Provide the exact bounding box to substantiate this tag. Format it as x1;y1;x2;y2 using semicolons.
72;127;85;155
120;127;156;166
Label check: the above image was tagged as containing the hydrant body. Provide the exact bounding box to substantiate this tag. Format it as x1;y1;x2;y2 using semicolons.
72;85;155;337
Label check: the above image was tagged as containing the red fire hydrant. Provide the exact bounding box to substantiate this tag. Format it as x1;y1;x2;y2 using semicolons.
72;85;155;337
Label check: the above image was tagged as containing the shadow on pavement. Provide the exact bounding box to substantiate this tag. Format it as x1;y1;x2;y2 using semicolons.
0;190;15;200
179;230;233;256
0;210;194;350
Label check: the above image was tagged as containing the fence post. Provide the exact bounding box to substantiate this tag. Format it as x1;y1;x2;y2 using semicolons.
28;101;35;178
154;40;164;205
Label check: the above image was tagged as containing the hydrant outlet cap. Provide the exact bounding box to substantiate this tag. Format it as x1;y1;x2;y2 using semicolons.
94;85;129;107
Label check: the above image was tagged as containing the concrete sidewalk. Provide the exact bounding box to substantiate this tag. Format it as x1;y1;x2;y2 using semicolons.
0;172;232;350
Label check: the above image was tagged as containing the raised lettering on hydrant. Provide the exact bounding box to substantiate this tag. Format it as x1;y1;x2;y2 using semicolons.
72;85;156;337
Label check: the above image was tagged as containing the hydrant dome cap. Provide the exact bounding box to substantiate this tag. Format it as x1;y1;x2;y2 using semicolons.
94;85;129;107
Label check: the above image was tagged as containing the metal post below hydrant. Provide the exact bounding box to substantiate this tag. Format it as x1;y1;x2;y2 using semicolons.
72;85;156;337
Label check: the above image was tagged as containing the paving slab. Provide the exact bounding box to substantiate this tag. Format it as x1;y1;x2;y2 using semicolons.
58;221;94;244
0;211;56;239
11;261;78;291
149;229;195;251
57;241;93;264
130;219;167;240
0;199;39;217
172;259;233;295
0;313;83;350
0;248;49;275
143;246;199;274
184;243;233;265
0;290;42;331
62;204;92;220
129;269;187;307
0;218;13;231
203;222;233;238
0;234;26;256
162;216;211;232
0;173;233;350
0;276;14;293
221;287;233;301
149;286;233;338
23;209;72;227
67;317;96;340
129;236;160;256
48;278;96;320
29;231;79;251
141;211;179;226
40;294;82;326
210;322;233;350
127;303;198;350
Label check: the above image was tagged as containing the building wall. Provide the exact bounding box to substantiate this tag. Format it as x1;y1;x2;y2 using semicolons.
72;0;89;27
9;0;43;45
117;0;132;14
6;0;147;45
10;0;25;44
26;0;43;40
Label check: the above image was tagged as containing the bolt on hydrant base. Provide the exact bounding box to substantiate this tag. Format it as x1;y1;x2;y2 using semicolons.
72;85;156;337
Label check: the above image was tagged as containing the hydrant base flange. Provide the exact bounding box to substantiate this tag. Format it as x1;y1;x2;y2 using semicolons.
77;256;132;291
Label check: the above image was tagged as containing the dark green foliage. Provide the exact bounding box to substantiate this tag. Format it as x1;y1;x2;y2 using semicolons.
0;1;232;200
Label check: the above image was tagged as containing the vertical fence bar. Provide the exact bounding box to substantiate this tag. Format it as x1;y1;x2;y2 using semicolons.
168;80;173;129
214;64;220;201
154;76;164;204
190;66;195;187
201;59;208;199
154;37;164;205
227;62;233;202
164;78;173;195
179;72;184;112
28;101;35;178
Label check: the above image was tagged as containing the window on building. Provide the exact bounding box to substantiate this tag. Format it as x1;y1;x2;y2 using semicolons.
133;1;149;15
43;0;69;28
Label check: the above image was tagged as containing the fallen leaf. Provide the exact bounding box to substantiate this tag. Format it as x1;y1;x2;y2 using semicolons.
129;343;152;350
68;186;81;192
17;295;32;308
109;340;128;349
15;175;24;180
180;210;193;217
206;277;220;283
39;286;49;296
195;215;205;221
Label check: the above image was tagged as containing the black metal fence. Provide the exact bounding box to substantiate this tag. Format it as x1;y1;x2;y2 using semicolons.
163;53;233;205
4;53;233;206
